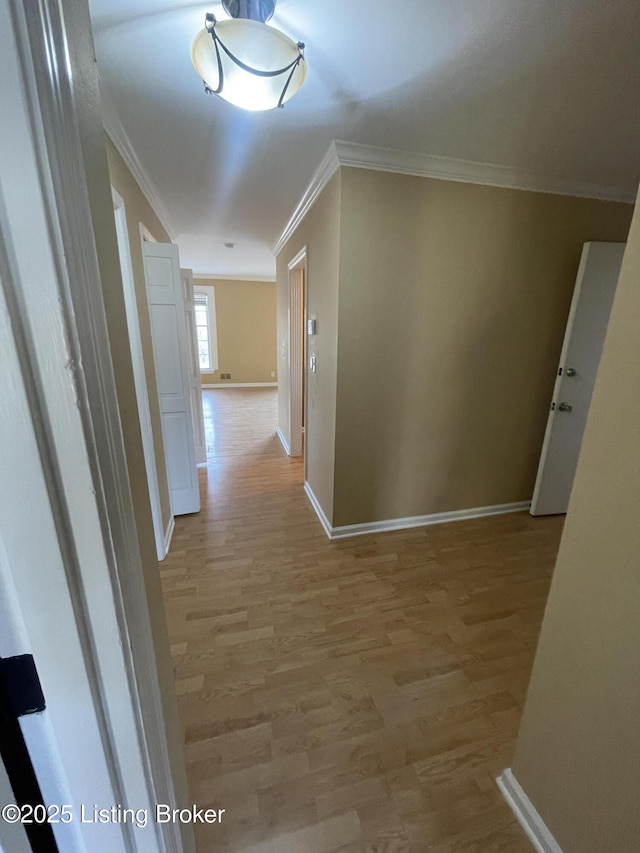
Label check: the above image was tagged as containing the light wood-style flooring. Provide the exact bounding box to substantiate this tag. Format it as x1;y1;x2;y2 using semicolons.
160;388;564;852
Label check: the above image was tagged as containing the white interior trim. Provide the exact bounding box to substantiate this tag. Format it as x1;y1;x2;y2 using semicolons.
162;516;175;560
276;427;291;456
273;144;341;256
139;222;157;244
304;490;530;540
193;273;276;283
182;268;207;465
333;140;636;202
2;4;188;850
202;382;278;389
101;88;175;240
288;246;308;270
288;247;310;479
112;188;166;562
303;483;332;538
273;140;635;256
497;769;564;853
288;259;305;458
192;284;219;373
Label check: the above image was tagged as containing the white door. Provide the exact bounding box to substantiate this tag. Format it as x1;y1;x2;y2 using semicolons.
181;268;207;465
531;242;625;515
143;242;200;516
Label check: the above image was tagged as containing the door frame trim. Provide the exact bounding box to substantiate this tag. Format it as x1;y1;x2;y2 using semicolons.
2;3;187;850
287;247;308;460
112;188;167;560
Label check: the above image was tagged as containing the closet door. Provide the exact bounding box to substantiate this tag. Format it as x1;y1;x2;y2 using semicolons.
143;242;200;515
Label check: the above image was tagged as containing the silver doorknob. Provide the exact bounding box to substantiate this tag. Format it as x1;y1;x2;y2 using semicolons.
558;402;573;412
565;367;577;377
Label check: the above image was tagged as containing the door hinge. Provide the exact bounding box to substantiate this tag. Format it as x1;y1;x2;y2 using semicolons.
0;655;46;718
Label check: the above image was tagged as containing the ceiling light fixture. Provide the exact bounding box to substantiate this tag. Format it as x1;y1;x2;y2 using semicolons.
191;1;307;112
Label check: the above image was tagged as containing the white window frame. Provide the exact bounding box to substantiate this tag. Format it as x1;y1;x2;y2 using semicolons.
194;291;212;371
193;284;219;372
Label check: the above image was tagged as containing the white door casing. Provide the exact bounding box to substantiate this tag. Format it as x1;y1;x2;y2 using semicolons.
181;268;207;466
144;242;201;516
1;1;189;849
531;242;625;515
287;247;307;459
113;189;168;559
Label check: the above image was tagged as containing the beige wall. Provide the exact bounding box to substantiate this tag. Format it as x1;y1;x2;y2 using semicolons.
333;168;633;526
196;279;277;385
276;172;342;519
106;138;173;536
511;189;640;851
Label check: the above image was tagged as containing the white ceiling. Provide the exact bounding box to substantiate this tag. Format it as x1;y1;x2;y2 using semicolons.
89;0;640;279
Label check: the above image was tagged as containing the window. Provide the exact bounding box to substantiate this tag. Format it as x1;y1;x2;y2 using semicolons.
193;285;219;373
194;292;211;371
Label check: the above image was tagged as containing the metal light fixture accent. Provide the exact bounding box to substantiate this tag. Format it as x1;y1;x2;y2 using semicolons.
191;0;307;111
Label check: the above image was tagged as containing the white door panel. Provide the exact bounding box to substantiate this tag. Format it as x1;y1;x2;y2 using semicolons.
151;305;183;395
181;268;207;465
145;254;174;291
191;386;206;460
531;242;625;515
164;413;194;489
144;242;200;516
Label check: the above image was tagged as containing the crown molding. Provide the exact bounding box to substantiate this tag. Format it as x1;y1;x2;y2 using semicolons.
272;142;341;257
333;140;636;203
272;140;636;256
100;88;175;240
193;273;276;282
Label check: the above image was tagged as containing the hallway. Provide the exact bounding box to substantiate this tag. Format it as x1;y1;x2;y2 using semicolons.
160;388;564;852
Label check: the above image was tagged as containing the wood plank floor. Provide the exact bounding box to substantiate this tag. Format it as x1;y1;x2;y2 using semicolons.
160;388;564;852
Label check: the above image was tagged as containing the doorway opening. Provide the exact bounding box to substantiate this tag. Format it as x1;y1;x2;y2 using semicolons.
287;247;307;467
112;188;166;559
531;241;625;516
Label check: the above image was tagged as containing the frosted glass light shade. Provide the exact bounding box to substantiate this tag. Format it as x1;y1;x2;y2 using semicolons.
191;19;307;111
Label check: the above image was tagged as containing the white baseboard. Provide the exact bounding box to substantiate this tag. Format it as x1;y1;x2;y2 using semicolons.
201;382;278;389
276;427;291;456
496;769;563;853
303;482;332;538
303;486;530;541
160;516;175;561
311;500;530;541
